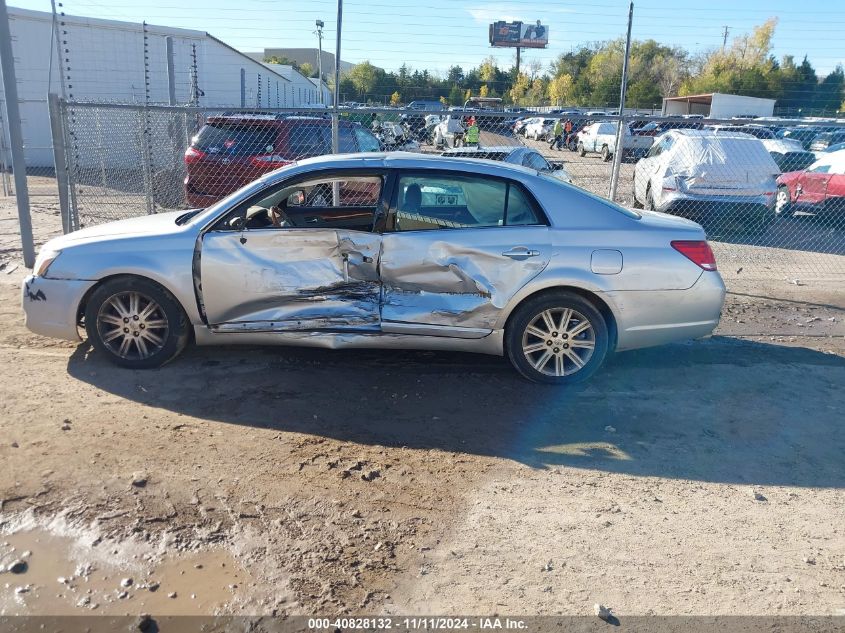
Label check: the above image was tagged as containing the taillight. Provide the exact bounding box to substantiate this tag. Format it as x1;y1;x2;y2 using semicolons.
249;155;291;168
184;147;206;164
671;240;717;271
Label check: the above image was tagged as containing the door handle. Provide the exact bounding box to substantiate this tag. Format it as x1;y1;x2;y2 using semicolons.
305;217;321;224
502;247;540;260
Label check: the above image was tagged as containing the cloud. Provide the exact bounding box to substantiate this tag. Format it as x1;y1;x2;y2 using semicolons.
466;4;574;25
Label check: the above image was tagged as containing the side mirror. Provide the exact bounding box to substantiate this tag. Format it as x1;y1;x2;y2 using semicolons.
230;216;246;231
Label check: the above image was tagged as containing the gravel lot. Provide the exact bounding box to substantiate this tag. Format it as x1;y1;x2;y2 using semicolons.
1;188;844;618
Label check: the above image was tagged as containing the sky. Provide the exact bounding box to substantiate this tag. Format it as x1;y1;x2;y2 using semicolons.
12;0;845;76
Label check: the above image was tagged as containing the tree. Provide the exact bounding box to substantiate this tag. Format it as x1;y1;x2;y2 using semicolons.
348;61;378;96
390;91;402;106
464;89;472;102
509;72;530;105
479;57;499;83
479;84;489;98
815;65;845;113
265;55;299;71
527;78;546;105
447;65;465;85
448;84;464;105
439;95;449;107
299;62;315;78
548;74;574;105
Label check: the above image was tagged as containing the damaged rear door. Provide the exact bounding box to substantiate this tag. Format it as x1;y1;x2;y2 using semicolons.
199;171;384;331
379;171;551;333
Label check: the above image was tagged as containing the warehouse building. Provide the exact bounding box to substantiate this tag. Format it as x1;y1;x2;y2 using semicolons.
2;7;327;167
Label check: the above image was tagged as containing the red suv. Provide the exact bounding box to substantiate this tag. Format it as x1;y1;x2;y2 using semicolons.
184;114;381;207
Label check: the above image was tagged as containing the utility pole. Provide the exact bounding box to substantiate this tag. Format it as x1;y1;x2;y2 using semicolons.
722;26;730;49
315;19;324;105
0;0;35;267
609;1;633;203
515;46;521;77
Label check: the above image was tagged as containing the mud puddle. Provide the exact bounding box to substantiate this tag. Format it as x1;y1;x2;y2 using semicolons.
0;528;275;615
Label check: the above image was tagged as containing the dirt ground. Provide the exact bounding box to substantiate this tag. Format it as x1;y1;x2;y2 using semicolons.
1;195;845;618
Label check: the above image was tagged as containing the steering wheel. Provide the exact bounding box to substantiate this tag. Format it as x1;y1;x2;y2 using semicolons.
269;204;292;227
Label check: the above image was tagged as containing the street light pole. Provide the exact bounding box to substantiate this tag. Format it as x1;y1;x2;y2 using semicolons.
315;19;324;105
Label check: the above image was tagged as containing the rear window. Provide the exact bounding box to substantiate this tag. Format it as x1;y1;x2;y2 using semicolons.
193;124;278;156
286;125;357;158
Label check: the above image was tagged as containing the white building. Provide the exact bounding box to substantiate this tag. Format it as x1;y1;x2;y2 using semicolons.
662;93;776;119
2;7;327;166
261;63;332;106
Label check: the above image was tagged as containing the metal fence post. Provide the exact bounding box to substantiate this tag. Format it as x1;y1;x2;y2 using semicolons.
139;109;155;215
609;1;634;203
0;0;35;267
166;37;176;106
48;93;71;233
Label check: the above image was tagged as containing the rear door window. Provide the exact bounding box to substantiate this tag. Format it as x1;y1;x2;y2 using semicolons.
390;173;545;231
194;124;278;156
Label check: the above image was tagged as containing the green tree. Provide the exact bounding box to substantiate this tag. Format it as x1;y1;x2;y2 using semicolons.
348;61;379;96
448;84;464;105
447;65;465;85
390;91;401;106
815;65;845;113
299;62;315;77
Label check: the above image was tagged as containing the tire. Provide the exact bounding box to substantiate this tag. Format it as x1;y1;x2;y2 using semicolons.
645;186;656;211
601;145;611;162
506;291;610;385
578;142;586;157
774;185;793;218
84;277;190;369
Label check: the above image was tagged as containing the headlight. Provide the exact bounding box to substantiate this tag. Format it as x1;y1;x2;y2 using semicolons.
34;248;61;277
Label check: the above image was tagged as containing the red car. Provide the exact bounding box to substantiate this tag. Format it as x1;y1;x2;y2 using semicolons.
184;114;380;207
775;150;845;217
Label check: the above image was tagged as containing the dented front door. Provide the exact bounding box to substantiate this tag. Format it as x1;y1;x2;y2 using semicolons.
200;228;382;330
379;227;551;331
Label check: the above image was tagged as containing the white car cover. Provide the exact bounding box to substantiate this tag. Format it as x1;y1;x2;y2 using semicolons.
667;133;779;190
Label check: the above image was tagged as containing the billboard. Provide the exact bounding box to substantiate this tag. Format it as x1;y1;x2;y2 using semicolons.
489;21;549;49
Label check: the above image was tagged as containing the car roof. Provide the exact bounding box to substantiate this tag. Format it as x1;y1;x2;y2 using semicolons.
205;115;342;128
259;151;545;183
441;145;526;155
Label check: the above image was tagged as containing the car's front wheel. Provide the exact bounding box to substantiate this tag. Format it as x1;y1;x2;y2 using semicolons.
84;277;189;369
506;291;610;384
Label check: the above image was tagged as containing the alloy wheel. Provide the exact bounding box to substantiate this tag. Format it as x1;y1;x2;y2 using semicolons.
521;308;596;377
96;291;170;360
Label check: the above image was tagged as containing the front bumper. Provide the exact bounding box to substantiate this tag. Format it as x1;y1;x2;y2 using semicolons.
21;275;96;341
610;271;726;352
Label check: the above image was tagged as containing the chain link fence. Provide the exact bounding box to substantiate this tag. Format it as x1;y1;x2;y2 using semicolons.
55;101;845;280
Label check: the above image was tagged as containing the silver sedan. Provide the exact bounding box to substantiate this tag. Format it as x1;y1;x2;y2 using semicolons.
22;153;725;383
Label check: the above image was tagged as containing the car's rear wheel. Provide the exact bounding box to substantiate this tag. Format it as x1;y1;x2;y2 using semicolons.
645;186;656;211
774;185;793;217
578;142;586;157
506;291;609;385
601;145;611;162
84;277;189;369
